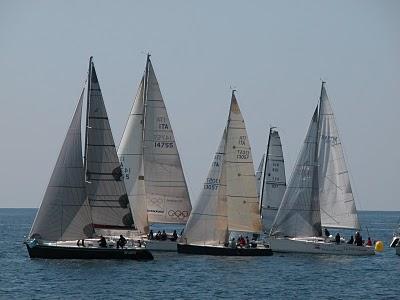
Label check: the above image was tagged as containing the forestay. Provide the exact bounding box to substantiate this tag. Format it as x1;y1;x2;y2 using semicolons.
183;130;228;245
255;154;265;199
225;93;262;233
259;129;287;233
270;108;322;238
85;60;133;229
118;78;149;233
317;84;360;230
30;90;94;241
142;58;191;225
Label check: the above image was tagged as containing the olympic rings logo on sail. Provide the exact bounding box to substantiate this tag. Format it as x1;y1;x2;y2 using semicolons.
168;210;189;219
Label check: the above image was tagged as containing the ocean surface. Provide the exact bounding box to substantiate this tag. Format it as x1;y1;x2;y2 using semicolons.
0;209;399;299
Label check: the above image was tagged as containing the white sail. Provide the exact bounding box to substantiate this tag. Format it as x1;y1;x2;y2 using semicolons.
29;89;94;241
318;84;360;230
182;130;228;245
225;93;262;233
85;59;133;229
118;77;149;233
271;107;322;238
259;129;287;233
142;58;191;225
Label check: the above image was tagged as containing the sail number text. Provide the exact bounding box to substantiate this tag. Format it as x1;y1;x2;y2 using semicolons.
204;178;220;190
237;149;249;159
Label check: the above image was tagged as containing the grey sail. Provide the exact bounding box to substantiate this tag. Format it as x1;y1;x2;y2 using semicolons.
317;84;360;230
29;89;94;241
270;108;322;238
142;57;192;225
255;154;265;199
259;129;287;233
85;58;133;229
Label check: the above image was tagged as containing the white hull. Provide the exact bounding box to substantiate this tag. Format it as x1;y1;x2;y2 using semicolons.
390;236;400;248
266;237;375;256
144;239;177;252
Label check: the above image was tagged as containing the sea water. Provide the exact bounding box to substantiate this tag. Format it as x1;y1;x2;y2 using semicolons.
0;209;399;299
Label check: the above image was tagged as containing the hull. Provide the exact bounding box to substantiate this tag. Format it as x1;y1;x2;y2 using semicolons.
266;237;375;256
390;236;399;248
145;239;177;252
177;244;273;256
26;243;153;260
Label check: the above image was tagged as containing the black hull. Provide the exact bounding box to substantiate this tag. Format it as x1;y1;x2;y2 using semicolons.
26;244;153;260
177;244;273;256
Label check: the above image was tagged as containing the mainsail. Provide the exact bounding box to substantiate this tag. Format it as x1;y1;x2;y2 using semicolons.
29;89;94;241
182;130;228;245
317;83;360;230
225;92;262;233
259;129;287;233
85;58;133;229
270;107;322;238
118;55;191;231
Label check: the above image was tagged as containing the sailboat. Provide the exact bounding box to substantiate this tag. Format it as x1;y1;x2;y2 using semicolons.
390;225;400;254
177;91;272;256
118;54;191;251
25;57;153;260
256;128;287;234
266;82;374;256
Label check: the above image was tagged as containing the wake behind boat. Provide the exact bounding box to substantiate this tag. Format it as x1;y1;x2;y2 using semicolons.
267;82;374;256
178;91;272;256
26;57;153;260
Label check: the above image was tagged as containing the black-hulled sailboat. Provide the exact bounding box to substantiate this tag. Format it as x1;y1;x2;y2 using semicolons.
25;57;153;260
177;91;272;256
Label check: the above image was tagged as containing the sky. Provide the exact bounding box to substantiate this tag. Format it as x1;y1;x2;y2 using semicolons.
0;1;399;210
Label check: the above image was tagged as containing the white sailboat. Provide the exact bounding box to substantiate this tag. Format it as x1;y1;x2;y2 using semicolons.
118;54;191;251
177;91;272;256
26;57;153;260
266;82;374;256
257;128;287;234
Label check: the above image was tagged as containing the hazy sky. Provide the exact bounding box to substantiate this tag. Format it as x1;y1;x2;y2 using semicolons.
0;1;399;210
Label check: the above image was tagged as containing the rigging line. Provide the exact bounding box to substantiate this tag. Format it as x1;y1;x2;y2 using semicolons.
319;207;340;225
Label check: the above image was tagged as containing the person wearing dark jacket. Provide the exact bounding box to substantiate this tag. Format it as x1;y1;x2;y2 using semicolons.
335;233;341;244
98;236;107;247
355;232;363;246
117;235;127;249
347;236;354;244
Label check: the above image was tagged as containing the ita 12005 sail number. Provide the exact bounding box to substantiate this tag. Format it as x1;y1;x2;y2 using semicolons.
237;149;249;159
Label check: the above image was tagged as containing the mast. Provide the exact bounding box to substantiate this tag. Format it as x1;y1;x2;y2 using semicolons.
142;53;151;139
310;81;325;236
141;53;150;181
258;127;273;216
83;56;93;179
